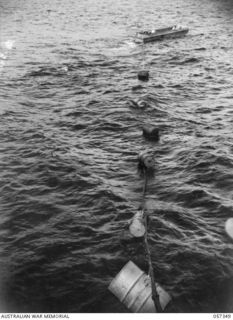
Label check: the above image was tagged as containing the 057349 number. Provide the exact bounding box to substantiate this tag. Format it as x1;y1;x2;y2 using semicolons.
213;314;231;319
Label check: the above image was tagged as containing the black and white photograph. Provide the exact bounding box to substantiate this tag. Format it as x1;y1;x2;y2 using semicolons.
0;0;233;314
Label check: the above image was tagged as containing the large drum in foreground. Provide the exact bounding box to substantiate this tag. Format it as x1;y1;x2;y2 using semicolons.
108;261;171;313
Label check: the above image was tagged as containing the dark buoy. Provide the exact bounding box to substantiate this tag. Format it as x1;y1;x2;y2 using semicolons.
138;151;154;173
142;125;159;141
138;70;149;81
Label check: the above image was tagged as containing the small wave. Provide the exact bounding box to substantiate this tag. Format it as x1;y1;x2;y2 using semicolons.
27;66;68;78
179;57;200;65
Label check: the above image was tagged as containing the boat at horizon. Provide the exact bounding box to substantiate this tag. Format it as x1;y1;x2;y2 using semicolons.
136;25;189;43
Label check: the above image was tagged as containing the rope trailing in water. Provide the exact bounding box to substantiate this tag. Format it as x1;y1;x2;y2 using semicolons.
142;169;163;313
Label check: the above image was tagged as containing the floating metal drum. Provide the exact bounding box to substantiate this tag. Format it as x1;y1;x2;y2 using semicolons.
138;70;149;81
225;218;233;240
142;125;160;141
138;151;154;170
129;210;146;238
108;261;171;313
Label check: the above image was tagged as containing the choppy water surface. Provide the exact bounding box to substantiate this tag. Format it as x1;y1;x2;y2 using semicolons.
1;0;233;313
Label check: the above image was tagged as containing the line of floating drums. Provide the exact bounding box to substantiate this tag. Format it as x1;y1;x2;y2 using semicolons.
108;71;171;312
